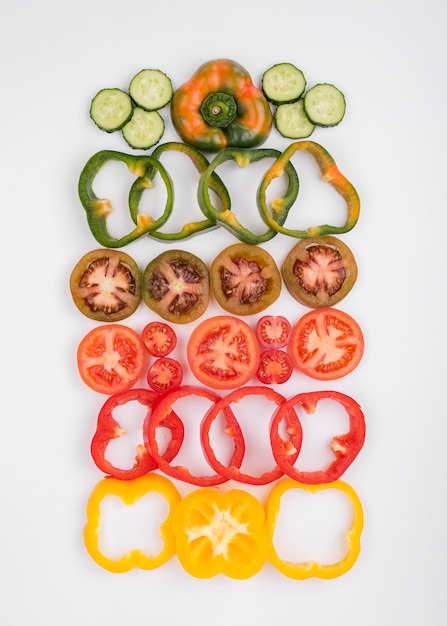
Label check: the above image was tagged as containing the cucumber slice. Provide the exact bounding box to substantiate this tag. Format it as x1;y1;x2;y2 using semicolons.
121;108;165;149
303;83;346;127
262;63;306;105
90;88;133;132
275;99;315;139
129;68;173;111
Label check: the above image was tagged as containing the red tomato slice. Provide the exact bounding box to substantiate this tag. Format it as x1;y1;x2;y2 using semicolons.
255;315;291;349
210;243;281;316
141;321;177;357
186;316;260;390
256;349;293;385
147;357;183;393
70;248;142;322
77;324;147;394
288;308;364;380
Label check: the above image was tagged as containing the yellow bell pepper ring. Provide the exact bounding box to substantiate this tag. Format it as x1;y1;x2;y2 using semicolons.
172;487;269;579
83;474;181;573
265;478;364;579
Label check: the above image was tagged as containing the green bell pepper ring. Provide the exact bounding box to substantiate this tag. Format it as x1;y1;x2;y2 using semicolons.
170;59;273;152
78;150;174;248
128;142;231;241
197;147;299;244
257;140;360;238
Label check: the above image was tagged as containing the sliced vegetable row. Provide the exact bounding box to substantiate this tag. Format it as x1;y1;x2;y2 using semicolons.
77;308;364;397
90;68;173;149
77;140;360;248
89;59;346;149
103;385;365;486
262;62;346;139
77;58;365;581
84;473;363;578
70;236;358;324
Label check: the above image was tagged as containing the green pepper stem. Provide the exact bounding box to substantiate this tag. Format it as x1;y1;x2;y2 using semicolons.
200;92;237;128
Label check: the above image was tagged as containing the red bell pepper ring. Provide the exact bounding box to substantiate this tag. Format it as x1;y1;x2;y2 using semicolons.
90;388;184;480
270;390;366;484
143;385;245;487
201;386;300;485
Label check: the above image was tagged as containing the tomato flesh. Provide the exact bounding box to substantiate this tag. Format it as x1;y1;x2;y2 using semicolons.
142;250;210;324
77;324;147;394
70;249;142;322
282;236;358;308
255;315;291;349
147;357;183;393
141;321;177;357
210;243;281;315
256;349;293;384
288;308;364;380
187;316;260;390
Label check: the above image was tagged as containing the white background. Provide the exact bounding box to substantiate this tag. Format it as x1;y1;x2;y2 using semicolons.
1;0;446;624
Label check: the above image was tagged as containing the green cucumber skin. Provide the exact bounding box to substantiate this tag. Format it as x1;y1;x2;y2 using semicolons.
129;69;173;111
122;108;165;150
275;100;315;139
90;88;133;132
262;63;307;106
303;83;346;127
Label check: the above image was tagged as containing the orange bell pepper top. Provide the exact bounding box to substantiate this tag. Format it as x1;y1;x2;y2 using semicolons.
170;59;273;152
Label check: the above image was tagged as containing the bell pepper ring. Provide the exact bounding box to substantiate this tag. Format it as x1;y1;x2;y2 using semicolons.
265;478;364;579
143;385;245;487
90;388;184;480
128;141;231;241
201;385;300;485
172;487;269;579
83;473;181;573
270;390;366;484
257;140;360;238
78;149;174;248
170;58;273;152
198;147;299;244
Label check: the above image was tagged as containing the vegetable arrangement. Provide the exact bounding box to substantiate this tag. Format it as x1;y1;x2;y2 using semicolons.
74;58;366;580
77;140;359;247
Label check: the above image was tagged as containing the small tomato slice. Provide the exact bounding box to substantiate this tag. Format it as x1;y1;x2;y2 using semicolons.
146;357;183;393
210;243;281;315
256;349;293;384
256;315;291;349
70;249;142;322
141;321;177;357
142;249;210;324
187;315;260;390
282;236;358;308
288;308;364;380
172;488;269;579
77;324;147;394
